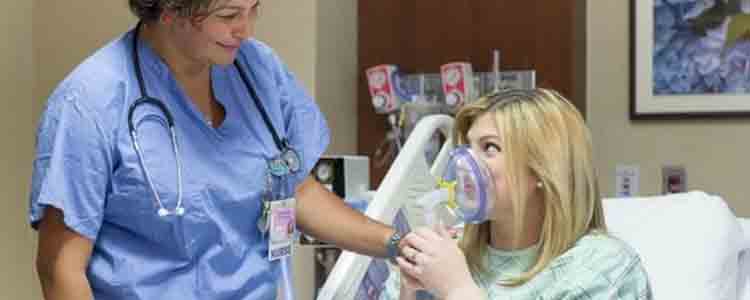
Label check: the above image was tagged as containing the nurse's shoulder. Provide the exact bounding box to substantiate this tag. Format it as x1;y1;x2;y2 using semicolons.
43;32;132;121
237;38;292;88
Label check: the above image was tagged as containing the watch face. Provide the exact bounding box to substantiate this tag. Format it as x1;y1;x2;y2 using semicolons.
387;231;403;258
315;161;334;183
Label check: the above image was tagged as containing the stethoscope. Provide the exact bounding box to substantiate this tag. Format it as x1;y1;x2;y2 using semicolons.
127;22;301;217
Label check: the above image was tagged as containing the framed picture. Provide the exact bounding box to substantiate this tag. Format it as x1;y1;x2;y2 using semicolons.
631;0;750;119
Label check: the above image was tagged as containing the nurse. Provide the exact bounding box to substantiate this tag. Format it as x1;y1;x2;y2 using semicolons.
30;1;402;299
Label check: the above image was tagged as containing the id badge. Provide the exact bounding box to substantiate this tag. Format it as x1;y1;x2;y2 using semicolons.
268;197;296;261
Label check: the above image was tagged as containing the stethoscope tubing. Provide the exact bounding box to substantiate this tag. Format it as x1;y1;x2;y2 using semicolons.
129;23;185;217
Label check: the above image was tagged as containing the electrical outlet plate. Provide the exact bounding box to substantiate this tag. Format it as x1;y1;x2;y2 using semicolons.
662;165;686;194
615;165;639;197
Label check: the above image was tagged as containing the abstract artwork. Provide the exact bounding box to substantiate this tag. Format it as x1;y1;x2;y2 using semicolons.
632;0;750;118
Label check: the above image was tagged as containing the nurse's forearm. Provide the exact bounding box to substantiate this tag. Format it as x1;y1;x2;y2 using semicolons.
39;271;93;300
296;176;395;257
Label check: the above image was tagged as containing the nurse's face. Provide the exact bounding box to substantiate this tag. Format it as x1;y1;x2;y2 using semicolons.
169;0;260;66
465;113;538;220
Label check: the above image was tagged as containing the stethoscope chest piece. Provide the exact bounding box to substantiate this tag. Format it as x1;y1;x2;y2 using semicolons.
267;147;301;177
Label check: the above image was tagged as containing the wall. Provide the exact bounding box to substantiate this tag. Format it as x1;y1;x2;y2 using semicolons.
587;0;750;217
357;0;582;186
1;2;35;299
34;1;135;120
255;1;317;97
255;1;358;155
316;0;358;155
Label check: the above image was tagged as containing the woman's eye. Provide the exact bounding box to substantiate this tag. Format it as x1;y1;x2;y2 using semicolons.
483;143;501;154
218;13;239;19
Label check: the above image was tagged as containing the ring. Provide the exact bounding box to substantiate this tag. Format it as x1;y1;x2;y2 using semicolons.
412;252;420;264
408;248;421;264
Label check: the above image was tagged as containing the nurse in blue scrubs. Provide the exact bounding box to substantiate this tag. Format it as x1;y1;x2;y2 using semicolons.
30;1;402;299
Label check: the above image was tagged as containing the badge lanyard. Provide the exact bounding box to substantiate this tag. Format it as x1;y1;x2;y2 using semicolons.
232;58;301;226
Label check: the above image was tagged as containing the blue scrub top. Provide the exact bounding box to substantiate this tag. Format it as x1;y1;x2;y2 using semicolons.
29;27;330;299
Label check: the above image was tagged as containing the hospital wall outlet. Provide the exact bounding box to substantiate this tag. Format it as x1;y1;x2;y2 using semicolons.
662;165;686;194
615;165;639;197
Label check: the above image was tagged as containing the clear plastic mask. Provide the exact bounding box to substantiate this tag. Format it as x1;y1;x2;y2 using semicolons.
442;145;497;224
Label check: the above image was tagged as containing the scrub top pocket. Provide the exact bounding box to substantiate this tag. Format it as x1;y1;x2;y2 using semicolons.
105;181;213;260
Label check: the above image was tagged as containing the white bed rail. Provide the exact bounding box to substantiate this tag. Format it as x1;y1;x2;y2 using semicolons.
316;115;455;300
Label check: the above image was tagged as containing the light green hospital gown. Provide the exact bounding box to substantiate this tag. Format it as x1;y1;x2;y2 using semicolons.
379;233;653;300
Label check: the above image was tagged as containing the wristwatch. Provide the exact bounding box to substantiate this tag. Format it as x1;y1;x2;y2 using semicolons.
385;230;404;259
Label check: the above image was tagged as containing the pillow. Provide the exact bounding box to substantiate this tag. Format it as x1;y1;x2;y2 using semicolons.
602;191;746;300
738;218;750;300
739;218;750;247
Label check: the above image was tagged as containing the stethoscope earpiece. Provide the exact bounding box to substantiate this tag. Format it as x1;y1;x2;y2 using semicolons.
157;207;186;217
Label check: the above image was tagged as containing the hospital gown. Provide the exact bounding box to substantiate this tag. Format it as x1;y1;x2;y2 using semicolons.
380;233;653;299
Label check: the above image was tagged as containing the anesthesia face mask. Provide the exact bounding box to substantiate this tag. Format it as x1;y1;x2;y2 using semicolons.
432;145;498;224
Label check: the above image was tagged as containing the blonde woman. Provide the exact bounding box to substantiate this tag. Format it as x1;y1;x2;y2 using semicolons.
381;89;652;300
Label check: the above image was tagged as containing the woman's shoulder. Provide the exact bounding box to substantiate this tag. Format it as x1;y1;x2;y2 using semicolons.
567;232;639;260
530;233;652;299
551;232;644;278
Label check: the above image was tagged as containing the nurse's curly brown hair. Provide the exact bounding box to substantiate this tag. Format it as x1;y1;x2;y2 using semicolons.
128;0;223;22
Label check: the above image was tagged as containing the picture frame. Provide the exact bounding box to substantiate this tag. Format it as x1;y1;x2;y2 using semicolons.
631;0;750;119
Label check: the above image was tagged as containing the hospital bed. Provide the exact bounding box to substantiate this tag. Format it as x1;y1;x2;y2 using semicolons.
316;115;750;300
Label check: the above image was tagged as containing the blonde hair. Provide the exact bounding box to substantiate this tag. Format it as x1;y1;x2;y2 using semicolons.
454;88;605;286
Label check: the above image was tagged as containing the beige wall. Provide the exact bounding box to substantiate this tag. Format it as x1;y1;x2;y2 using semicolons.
255;1;317;96
587;0;750;217
315;0;358;155
1;2;35;299
256;1;358;155
33;1;135;120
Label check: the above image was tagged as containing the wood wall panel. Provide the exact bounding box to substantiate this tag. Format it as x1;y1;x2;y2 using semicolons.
413;1;474;72
358;0;582;186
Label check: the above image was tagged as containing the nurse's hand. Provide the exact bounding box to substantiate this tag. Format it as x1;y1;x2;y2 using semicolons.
398;226;482;299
